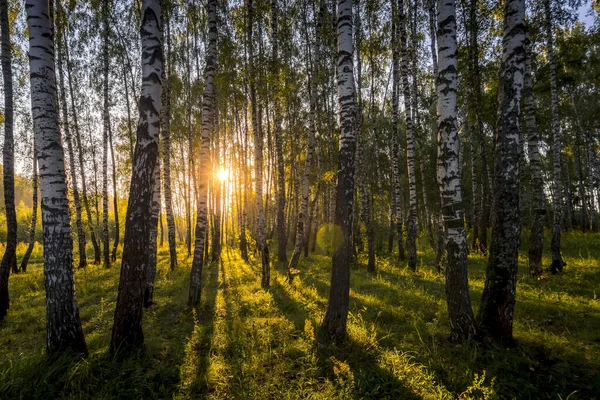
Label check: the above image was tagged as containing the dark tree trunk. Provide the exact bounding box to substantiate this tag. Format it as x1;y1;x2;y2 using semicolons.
477;0;526;344
162;9;177;270
524;34;545;278
271;0;287;264
109;122;119;261
0;0;17;320
102;0;111;267
110;0;162;354
323;0;356;339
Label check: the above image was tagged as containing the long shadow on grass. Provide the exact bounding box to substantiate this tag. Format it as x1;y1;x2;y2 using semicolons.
184;259;220;397
302;255;600;398
270;275;422;399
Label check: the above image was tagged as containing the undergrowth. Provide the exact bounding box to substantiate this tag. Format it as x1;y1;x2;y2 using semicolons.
0;230;598;399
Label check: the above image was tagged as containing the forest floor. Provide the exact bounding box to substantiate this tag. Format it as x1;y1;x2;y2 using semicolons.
0;230;599;399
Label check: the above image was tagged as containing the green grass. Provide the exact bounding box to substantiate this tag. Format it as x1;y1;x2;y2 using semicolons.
0;230;599;399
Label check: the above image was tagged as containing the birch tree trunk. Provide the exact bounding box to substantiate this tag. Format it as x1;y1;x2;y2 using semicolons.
427;0;444;271
544;0;565;274
102;0;111;267
144;162;160;307
20;139;38;273
352;0;362;259
288;0;324;280
272;0;287;263
63;17;101;265
524;34;545;278
162;8;177;271
465;0;480;252
473;11;490;256
323;0;356;339
399;0;418;271
0;0;17;319
477;0;526;343
391;0;405;262
211;131;222;262
110;0;162;353
248;0;270;288
189;0;216;306
109;121;119;261
571;95;593;231
56;5;86;269
436;0;476;340
363;9;376;272
26;0;88;355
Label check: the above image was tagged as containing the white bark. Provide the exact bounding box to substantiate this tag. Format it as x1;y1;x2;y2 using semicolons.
323;0;357;338
189;0;217;305
436;0;475;340
26;0;87;355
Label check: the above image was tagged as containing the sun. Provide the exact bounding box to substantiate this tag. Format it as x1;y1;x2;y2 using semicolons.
217;167;229;182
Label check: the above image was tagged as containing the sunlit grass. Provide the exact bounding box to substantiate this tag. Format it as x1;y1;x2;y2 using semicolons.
0;230;598;398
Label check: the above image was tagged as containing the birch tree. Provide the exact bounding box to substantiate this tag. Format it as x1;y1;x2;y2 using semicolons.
248;0;270;288
436;0;476;340
272;0;287;263
399;0;418;271
0;0;16;320
544;0;565;274
56;4;86;270
189;0;217;306
477;0;526;343
391;0;405;262
63;13;101;265
145;162;160;307
524;33;545;278
162;6;177;271
109;121;119;261
288;0;324;281
20;139;38;273
102;0;111;267
26;0;88;355
323;0;356;338
111;0;162;353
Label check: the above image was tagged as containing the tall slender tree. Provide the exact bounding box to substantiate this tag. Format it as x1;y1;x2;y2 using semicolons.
288;0;324;281
248;0;270;288
436;0;476;340
272;0;287;264
111;0;162;353
323;0;356;338
399;0;418;271
144;161;160;307
189;0;217;306
391;0;405;263
102;0;111;267
0;0;17;320
109;122;119;261
524;33;545;278
20;138;38;273
544;0;565;274
477;0;526;343
56;3;86;269
63;12;101;265
26;0;87;355
162;6;177;271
